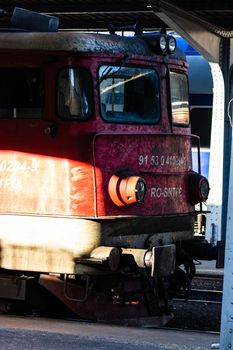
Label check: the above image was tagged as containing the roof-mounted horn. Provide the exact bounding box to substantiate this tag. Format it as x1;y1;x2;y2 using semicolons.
108;22;143;36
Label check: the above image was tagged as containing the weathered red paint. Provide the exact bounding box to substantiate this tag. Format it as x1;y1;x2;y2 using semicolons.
0;63;197;328
0;51;192;220
93;133;193;216
0;29;207;323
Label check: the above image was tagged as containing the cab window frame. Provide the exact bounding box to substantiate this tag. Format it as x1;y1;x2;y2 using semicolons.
98;64;161;125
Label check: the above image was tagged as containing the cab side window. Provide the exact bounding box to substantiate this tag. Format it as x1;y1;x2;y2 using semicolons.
0;68;42;118
57;68;93;120
170;71;189;126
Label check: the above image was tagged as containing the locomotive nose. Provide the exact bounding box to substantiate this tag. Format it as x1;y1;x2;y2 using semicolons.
108;174;147;206
189;172;210;205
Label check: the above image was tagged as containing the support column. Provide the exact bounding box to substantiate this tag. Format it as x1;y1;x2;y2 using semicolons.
207;63;225;244
220;38;231;241
219;36;233;349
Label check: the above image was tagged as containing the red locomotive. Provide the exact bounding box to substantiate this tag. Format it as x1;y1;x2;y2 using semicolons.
0;8;209;323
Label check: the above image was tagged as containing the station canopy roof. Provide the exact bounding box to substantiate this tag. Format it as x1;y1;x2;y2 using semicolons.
0;0;232;33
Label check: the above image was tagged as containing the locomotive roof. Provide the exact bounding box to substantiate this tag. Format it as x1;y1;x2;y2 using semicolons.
0;31;186;60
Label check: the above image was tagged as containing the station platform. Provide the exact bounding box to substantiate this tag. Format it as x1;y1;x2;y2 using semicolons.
0;261;223;349
196;259;224;277
0;315;220;350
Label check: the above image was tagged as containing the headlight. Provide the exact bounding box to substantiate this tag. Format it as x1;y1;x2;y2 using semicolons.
167;35;176;53
141;33;176;55
159;36;167;52
108;174;147;207
189;172;210;205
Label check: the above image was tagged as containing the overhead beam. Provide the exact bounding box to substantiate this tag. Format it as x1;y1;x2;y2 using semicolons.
0;0;165;31
56;13;164;31
168;1;233;11
0;1;149;14
149;0;221;62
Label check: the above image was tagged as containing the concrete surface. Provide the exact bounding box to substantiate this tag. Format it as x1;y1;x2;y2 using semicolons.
0;315;219;350
196;260;224;276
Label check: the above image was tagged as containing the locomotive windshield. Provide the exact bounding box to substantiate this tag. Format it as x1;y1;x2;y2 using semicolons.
170;72;189;125
99;65;160;124
57;68;93;120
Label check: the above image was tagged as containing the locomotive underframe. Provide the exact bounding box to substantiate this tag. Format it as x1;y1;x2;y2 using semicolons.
0;211;196;323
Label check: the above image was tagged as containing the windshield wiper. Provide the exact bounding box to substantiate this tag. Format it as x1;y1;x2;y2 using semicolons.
97;54;129;86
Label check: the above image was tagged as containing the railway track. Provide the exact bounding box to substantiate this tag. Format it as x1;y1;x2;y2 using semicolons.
183;272;223;304
167;271;223;332
192;273;223;291
175;288;222;304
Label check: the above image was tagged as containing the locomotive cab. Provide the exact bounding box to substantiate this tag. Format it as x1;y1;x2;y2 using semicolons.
0;8;209;323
